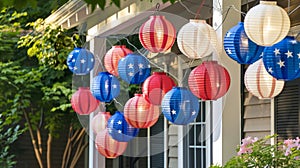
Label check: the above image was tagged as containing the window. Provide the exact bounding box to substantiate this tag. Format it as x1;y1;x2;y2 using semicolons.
184;101;212;168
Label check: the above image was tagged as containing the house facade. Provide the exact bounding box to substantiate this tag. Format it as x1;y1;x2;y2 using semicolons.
45;0;300;167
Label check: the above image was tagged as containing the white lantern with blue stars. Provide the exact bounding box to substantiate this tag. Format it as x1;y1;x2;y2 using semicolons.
67;48;95;75
91;72;120;102
161;87;199;125
224;22;265;64
118;54;151;84
263;36;300;81
107;111;139;142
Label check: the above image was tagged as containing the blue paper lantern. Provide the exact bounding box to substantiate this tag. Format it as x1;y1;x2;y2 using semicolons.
161;87;199;125
118;54;151;84
107;111;139;142
67;48;95;75
223;22;265;64
263;36;300;81
91;72;120;102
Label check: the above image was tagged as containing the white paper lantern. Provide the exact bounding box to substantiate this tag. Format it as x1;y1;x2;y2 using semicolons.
244;59;284;99
177;19;218;59
244;1;290;46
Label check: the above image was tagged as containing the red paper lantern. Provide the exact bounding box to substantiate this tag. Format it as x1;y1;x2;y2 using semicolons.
71;87;99;115
124;94;160;128
139;15;176;53
142;72;176;105
91;112;111;134
104;45;133;76
188;61;231;100
95;129;128;158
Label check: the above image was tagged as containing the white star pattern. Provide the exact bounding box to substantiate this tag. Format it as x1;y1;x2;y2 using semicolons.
138;63;144;69
128;63;134;69
74;66;78;70
117;120;122;125
285;50;293;58
109;75;113;78
110;119;114;124
226;48;232;54
112;84;117;89
274;48;280;55
91;58;94;62
87;68;90;71
260;52;264;57
108;128;112;133
192;111;196;116
118;130;122;134
298;53;300;59
128;72;134;77
277;60;285;68
139;72;143;75
72;59;76;62
268;67;273;73
226;32;232;37
171;110;176;115
148;64;151;68
105;84;109;89
80;59;86;64
291;40;297;44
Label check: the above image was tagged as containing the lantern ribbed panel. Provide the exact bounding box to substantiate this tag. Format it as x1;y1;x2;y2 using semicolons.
177;19;218;59
91;112;111;134
124;94;160;128
188;61;231;100
263;36;300;81
244;59;284;99
67;48;95;75
223;22;265;64
139;15;176;53
107;111;139;142
244;1;290;46
95;129;128;158
161;87;199;125
71;87;99;115
91;72;120;102
142;72;176;105
118;54;151;84
104;45;133;76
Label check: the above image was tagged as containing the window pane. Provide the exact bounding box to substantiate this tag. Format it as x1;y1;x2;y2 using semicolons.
189;148;195;168
196;125;206;146
196;149;206;168
189;125;194;145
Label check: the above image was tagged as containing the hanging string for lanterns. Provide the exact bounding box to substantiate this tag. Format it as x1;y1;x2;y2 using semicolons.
67;48;95;75
71;87;99;115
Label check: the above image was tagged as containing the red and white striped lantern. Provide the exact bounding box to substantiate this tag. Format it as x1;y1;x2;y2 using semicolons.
139;15;176;53
188;61;231;100
71;87;99;115
142;72;176;105
244;59;284;99
124;94;160;128
104;45;133;76
91;112;111;134
95;129;128;158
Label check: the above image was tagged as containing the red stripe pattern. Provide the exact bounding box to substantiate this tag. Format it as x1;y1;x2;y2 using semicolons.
95;129;128;158
124;94;160;128
188;61;231;100
71;87;99;115
139;15;176;53
244;59;284;99
104;45;133;76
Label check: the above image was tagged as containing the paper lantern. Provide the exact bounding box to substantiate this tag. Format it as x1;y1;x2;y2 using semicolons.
107;111;139;142
142;72;176;105
188;61;231;100
104;45;133;76
91;112;111;134
223;22;265;64
71;87;99;115
91;72;120;102
263;36;300;81
244;1;290;46
161;87;199;125
95;129;128;158
124;94;160;128
244;59;284;99
139;15;176;53
118;54;151;84
67;48;95;75
177;19;218;59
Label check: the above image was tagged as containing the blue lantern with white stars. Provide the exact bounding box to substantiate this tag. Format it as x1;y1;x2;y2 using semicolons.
224;22;265;64
67;48;95;75
107;111;139;142
118;54;151;84
91;72;120;102
263;36;300;81
161;87;199;125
